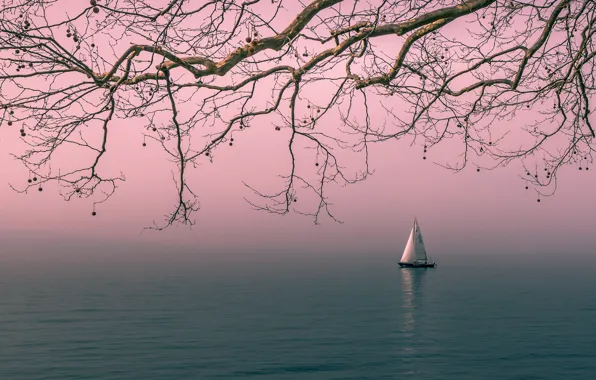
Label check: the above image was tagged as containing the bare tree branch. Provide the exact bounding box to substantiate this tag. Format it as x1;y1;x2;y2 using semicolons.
1;0;594;227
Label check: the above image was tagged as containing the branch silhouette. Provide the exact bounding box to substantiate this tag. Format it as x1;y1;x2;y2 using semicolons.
0;0;594;228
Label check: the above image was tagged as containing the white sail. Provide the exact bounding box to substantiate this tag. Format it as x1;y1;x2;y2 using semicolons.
400;228;416;263
399;218;429;263
413;220;428;262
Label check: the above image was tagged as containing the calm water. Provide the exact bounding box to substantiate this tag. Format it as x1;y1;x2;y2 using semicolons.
1;254;595;379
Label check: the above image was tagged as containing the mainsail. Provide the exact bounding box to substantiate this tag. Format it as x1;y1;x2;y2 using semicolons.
399;218;429;263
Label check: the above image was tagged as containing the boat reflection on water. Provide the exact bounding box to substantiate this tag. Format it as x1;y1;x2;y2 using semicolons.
397;268;431;375
400;268;428;333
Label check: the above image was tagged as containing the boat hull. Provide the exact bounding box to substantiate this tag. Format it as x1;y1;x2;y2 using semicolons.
399;262;437;268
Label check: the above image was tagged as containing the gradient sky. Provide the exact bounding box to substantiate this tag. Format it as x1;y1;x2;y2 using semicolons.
0;0;594;264
2;126;594;263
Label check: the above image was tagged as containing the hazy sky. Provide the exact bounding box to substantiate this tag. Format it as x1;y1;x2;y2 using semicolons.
0;1;594;264
2;128;594;262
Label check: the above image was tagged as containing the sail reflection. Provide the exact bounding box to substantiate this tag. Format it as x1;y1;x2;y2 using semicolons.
400;268;427;333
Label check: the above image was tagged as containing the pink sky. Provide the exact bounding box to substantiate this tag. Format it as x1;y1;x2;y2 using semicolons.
2;127;594;262
0;0;594;263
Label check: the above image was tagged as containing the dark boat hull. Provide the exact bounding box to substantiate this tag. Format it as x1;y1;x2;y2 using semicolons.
399;262;437;268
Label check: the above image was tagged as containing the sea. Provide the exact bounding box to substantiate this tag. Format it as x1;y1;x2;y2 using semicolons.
1;253;595;380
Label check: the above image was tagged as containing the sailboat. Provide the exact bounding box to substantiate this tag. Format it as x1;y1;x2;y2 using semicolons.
398;218;437;268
